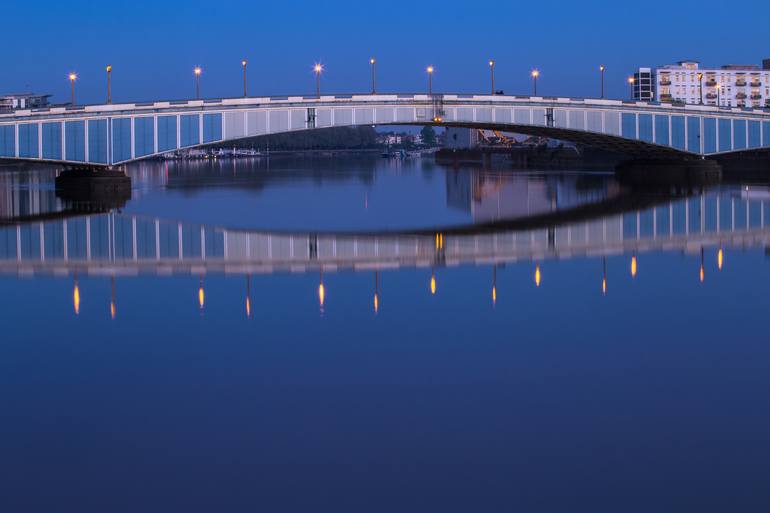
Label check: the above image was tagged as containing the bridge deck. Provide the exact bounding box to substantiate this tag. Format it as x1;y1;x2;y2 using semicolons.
2;94;770;165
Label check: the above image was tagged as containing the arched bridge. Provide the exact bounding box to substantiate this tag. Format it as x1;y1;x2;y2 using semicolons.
2;94;770;166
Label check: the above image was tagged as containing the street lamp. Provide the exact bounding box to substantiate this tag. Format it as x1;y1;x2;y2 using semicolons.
716;82;721;107
599;65;606;99
489;59;495;95
697;72;703;104
531;69;539;96
68;73;77;106
427;66;434;95
628;76;635;99
106;65;112;104
370;58;376;94
314;63;323;98
194;66;202;99
242;60;248;97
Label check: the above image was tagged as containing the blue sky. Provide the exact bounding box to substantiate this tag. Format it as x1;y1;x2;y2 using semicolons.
6;0;770;104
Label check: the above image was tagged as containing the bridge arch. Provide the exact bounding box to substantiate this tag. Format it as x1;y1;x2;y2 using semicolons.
1;94;769;166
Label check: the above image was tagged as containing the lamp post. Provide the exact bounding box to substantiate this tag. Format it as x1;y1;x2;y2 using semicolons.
697;72;703;104
600;65;606;98
314;63;323;98
716;83;721;107
242;60;248;97
68;73;77;106
489;60;495;94
427;66;434;95
531;69;539;96
370;58;376;94
628;76;635;99
106;65;112;104
194;67;202;99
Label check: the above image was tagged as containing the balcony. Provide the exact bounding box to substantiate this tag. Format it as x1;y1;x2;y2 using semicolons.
705;93;718;99
750;81;762;87
659;80;672;86
751;94;763;100
660;93;673;101
705;80;717;87
736;92;747;99
735;80;747;86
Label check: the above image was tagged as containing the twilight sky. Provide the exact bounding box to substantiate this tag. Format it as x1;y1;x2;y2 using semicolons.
6;0;770;105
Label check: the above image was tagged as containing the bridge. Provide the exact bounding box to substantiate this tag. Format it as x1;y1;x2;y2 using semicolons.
1;94;770;167
0;186;767;277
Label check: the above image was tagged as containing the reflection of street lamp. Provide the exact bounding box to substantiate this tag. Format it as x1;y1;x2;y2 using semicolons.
699;248;705;282
601;257;607;295
534;264;541;287
370;58;376;94
194;67;202;99
69;73;77;106
628;76;635;99
600;65;605;98
245;275;251;318
373;271;380;314
318;270;325;314
427;66;434;95
314;63;323;98
491;265;497;306
106;65;112;104
110;276;116;320
73;275;80;315
242;59;248;97
531;69;540;96
489;60;495;94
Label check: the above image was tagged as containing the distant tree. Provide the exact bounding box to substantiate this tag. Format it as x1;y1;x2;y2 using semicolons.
230;126;380;151
420;125;437;147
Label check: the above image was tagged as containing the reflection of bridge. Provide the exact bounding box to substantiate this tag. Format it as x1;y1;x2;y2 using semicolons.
0;187;767;276
2;94;770;166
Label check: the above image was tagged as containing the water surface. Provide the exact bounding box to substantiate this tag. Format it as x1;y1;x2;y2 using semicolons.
1;157;769;512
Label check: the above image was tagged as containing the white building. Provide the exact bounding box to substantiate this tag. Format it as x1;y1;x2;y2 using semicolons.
635;60;770;108
0;93;50;111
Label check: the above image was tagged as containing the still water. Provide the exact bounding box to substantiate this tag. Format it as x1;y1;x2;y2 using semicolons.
1;156;770;512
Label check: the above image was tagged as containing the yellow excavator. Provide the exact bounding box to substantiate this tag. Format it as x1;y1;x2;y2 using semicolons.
476;129;516;145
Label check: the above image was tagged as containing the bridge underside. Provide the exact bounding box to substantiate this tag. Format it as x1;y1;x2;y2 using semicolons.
410;123;693;159
0;120;758;167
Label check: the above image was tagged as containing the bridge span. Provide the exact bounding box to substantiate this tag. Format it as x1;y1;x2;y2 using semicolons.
2;94;770;167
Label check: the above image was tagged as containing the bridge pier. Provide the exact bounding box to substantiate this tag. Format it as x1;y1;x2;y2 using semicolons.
55;166;131;212
615;158;722;187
